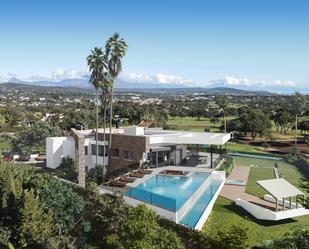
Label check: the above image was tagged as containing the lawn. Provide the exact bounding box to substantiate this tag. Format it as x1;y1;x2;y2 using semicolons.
204;197;309;247
0;138;12;151
245;167;275;198
233;156;309;197
166;116;223;132
166;116;304;141
233;156;280;168
203;154;309;247
227;142;270;154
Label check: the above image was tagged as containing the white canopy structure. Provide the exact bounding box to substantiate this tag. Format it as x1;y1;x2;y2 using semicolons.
257;178;306;212
257;178;304;200
236;178;308;220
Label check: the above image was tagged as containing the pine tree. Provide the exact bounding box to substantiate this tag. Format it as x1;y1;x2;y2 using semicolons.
19;189;55;247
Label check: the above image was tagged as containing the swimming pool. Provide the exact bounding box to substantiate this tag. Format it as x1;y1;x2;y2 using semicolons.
179;179;222;228
225;179;246;186
126;172;210;211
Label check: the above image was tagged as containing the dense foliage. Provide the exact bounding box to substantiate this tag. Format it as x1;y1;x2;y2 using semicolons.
0;160;256;249
256;229;309;249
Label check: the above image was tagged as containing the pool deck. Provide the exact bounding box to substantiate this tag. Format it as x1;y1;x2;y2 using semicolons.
220;166;283;211
127;166;214;188
100;165;215;194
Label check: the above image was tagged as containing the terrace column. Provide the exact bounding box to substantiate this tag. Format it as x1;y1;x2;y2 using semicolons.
283;198;285;211
296;195;299;208
289;197;292;210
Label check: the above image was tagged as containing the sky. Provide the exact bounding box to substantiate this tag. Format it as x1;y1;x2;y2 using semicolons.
0;0;308;88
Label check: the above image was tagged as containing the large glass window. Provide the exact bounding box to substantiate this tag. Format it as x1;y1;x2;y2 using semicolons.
91;144;108;156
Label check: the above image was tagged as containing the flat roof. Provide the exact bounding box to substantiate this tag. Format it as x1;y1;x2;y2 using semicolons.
257;178;304;199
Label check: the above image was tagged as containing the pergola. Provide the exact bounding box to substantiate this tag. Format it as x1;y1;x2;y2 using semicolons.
257;178;305;212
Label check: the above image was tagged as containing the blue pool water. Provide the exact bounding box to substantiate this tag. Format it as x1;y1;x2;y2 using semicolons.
179;180;222;228
126;172;210;211
225;179;246;186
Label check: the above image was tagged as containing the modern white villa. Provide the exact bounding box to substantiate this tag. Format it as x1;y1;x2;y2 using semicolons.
46;126;231;229
47;126;231;177
46;126;308;230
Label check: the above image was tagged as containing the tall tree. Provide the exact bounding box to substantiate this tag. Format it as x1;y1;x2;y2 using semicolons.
216;96;229;133
291;92;306;155
87;47;106;168
272;109;293;135
100;71;113;180
19;189;55;247
105;33;128;149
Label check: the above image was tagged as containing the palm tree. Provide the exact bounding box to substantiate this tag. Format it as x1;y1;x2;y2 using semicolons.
100;71;112;178
87;47;106;169
105;33;128;148
291;92;306;156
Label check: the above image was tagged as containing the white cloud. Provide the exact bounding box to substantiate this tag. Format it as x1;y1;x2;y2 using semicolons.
29;68;87;82
0;72;19;83
120;73;195;85
209;76;296;87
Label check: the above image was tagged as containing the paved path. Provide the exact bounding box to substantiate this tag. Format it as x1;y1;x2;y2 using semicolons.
220;166;282;211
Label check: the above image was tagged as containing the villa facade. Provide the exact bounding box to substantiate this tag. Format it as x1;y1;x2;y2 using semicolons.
46;126;231;186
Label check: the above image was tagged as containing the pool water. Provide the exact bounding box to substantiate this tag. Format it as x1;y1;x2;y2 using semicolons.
225;179;246;186
179;180;222;228
127;172;210;211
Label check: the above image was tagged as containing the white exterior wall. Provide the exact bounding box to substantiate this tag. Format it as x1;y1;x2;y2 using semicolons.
148;132;231;145
235;198;309;220
124;126;145;136
86;139;109;170
63;137;75;158
46;137;75;169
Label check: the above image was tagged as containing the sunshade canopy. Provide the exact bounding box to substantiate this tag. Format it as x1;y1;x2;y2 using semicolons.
257;178;304;199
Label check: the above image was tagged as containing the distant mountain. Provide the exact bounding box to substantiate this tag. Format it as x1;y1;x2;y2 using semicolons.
116;87;274;95
4;77;309;94
0;82;92;95
3;77;309;94
0;82;275;96
6;77;192;89
208;82;309;95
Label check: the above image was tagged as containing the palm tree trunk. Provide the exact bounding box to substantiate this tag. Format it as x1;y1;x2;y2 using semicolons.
109;86;114;148
96;89;99;169
102;91;107;182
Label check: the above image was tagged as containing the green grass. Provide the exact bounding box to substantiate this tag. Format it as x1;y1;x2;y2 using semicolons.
0;139;12;151
227;142;269;154
233;156;308;197
233;157;279;168
203;153;309;247
167;116;306;141
204;197;309;247
167;116;223;132
245;167;275;198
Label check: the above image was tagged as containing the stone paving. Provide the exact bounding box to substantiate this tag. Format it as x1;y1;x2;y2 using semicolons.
219;166;282;211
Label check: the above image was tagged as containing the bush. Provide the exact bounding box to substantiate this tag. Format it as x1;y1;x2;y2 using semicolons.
219;156;234;176
256;228;309;249
209;224;249;249
58;156;78;182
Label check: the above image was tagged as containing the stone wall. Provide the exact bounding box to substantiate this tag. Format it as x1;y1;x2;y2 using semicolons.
98;132;150;175
71;129;85;187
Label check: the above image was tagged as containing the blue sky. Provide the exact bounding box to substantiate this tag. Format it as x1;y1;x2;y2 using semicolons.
0;0;308;87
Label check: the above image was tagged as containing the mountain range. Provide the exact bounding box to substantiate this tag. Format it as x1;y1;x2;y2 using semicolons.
2;77;309;94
